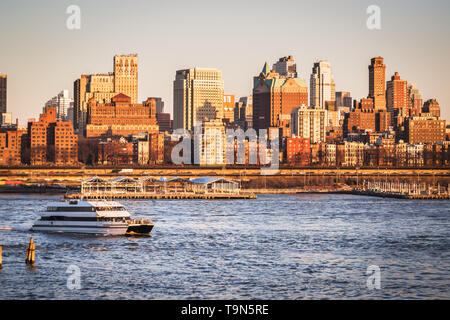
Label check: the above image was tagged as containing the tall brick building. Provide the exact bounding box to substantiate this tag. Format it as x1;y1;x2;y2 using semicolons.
26;107;78;165
253;62;308;138
368;57;386;111
387;72;409;129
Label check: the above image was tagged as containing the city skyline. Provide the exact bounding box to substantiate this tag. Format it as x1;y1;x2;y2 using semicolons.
0;0;449;125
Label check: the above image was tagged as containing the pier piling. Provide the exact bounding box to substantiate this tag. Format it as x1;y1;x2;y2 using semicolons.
0;246;2;269
25;237;35;265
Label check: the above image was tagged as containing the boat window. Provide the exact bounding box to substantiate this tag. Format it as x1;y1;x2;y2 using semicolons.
49;207;96;212
41;216;130;222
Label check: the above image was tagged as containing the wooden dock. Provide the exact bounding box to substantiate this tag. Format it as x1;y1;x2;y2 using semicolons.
349;190;450;200
65;192;257;200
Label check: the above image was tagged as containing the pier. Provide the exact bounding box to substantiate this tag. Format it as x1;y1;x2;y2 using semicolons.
66;192;256;200
351;180;450;200
65;176;257;200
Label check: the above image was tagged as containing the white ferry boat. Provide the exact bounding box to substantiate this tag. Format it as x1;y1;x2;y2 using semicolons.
31;200;154;236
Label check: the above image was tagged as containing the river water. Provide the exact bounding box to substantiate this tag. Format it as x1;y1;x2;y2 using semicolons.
0;194;448;299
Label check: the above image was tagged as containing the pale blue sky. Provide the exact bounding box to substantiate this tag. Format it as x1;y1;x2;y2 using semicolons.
0;0;449;125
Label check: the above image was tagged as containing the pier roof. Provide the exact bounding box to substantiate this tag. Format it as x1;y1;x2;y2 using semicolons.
189;177;238;185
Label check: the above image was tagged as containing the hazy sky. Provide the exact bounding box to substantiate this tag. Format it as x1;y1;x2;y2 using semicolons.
0;0;449;125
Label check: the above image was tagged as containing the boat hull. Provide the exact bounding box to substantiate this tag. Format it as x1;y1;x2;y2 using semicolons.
126;224;154;236
31;221;129;236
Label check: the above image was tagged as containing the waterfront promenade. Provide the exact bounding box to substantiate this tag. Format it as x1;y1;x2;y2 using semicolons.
0;168;449;193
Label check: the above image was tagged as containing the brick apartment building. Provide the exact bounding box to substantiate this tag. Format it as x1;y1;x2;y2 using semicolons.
26;106;78;165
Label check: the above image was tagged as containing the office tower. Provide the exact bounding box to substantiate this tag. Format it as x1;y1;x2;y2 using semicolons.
73;54;138;133
234;96;253;130
85;94;158;138
0;75;7;124
368;57;386;111
273;56;297;78
336;91;352;108
310;60;336;109
148;97;164;114
45;90;73;121
253;62;308;138
291;105;327;143
407;84;423;116
422;99;441;118
173;68;224;131
223;94;235;123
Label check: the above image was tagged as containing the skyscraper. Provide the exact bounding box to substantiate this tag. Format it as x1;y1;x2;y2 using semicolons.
273;56;297;78
73;54;138;133
173;68;224;131
386;72;408;129
113;54;138;104
0;75;7;121
407;84;423;116
148;97;164;114
310;60;335;109
45;90;73;121
368;57;386;111
386;72;408;111
335;91;352;108
253;62;308;138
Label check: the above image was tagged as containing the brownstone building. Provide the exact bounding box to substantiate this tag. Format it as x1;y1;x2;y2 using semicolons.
86;94;159;138
253;62;308;138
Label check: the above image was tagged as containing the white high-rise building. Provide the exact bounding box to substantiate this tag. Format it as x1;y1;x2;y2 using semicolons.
45;90;73;121
195;119;226;166
291;105;327;143
310;60;336;109
173;68;224;132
